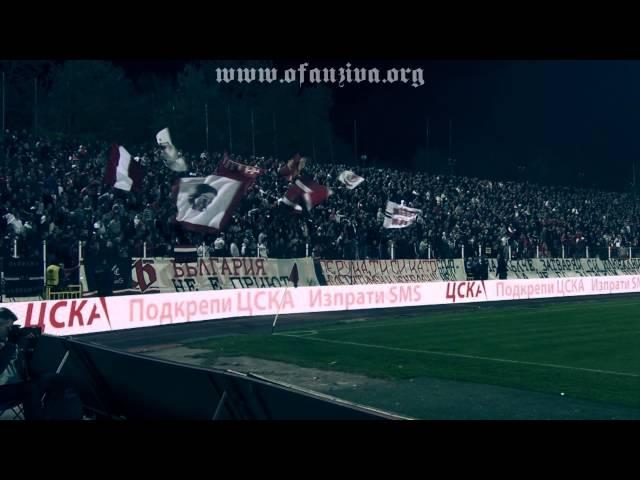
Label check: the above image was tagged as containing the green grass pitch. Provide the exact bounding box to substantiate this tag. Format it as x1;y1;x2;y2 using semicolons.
187;295;640;419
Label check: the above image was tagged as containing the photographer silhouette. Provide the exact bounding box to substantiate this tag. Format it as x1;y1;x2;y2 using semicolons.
0;308;27;386
0;308;83;420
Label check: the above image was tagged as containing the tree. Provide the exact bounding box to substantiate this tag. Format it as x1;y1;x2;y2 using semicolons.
40;61;142;144
0;60;55;133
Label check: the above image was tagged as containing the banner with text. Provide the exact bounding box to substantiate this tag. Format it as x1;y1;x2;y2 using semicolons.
6;274;640;337
485;258;640;280
318;259;466;285
81;257;319;295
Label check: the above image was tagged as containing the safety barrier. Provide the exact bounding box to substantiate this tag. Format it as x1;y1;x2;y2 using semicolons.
45;285;83;300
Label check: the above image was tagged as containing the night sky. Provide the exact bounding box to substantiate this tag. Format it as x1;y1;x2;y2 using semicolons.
116;60;640;192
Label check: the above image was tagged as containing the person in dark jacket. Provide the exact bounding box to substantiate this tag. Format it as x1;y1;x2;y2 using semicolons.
496;254;508;280
0;307;83;420
480;255;489;280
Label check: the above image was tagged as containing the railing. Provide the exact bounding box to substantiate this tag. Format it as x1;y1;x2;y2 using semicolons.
2;237;639;264
46;284;83;300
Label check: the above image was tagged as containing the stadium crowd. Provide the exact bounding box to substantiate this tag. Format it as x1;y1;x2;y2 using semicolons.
1;129;640;268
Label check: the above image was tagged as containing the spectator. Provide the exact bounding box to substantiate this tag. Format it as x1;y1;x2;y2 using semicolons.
496;254;508;280
419;238;430;258
241;238;249;257
197;243;209;258
2;128;639;264
257;240;268;258
45;262;62;293
229;237;240;257
213;234;226;257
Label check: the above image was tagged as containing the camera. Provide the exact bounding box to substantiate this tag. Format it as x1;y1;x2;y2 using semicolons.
7;326;41;354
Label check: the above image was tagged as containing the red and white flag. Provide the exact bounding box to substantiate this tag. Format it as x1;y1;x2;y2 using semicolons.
175;175;245;233
281;177;332;212
157;128;188;172
338;170;365;189
278;153;305;181
104;144;143;192
383;200;422;229
215;152;264;192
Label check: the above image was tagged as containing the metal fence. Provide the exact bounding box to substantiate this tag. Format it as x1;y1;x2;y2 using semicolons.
2;237;639;266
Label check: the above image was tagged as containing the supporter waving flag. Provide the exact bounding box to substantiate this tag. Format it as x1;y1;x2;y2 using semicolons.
280;176;333;212
175;175;245;233
300;178;333;210
278;153;305;181
383;200;422;228
104;144;143;192
215;152;264;192
156;128;188;172
338;170;365;190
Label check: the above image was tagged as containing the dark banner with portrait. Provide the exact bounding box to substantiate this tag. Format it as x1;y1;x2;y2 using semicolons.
175;175;247;234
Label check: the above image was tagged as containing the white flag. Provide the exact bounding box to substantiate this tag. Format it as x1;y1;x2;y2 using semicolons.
156;128;172;146
338;170;365;189
383;201;422;229
156;128;188;172
175;175;245;233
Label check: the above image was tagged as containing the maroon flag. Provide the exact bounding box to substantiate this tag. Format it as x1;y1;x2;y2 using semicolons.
281;177;332;212
215;152;264;193
299;178;332;210
104;144;143;192
280;181;305;212
216;152;264;179
278;153;305;181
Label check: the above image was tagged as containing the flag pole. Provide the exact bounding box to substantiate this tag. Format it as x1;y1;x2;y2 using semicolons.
251;108;256;158
227;104;233;153
328;127;334;164
205;102;210;155
448;118;452;159
2;71;5;134
311;123;316;161
34;77;38;138
272;111;278;158
271;284;290;334
1;72;5;176
353;119;358;164
425;116;430;172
